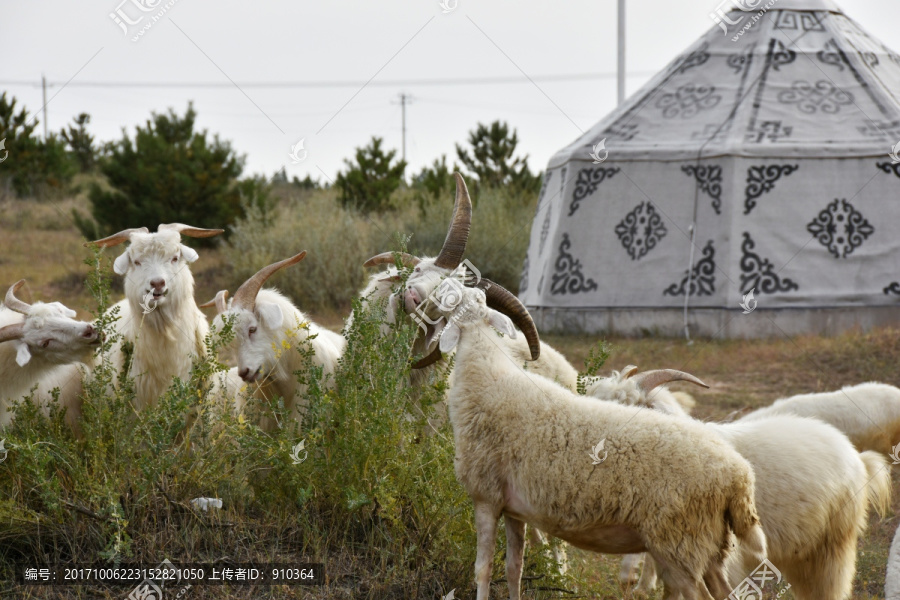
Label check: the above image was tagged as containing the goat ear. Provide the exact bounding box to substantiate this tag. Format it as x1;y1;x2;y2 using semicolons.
424;319;446;350
257;302;284;330
439;321;461;353
486;309;516;338
113;251;130;275
15;342;32;366
180;244;200;263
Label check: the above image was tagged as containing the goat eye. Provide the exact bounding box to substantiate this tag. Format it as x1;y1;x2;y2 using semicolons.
249;326;257;335
172;255;178;263
134;260;142;266
415;267;421;273
41;340;51;348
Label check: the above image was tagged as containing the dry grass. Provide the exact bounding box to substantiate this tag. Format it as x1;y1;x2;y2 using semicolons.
1;196;898;599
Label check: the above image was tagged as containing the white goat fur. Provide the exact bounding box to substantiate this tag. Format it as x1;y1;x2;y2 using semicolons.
887;523;900;600
212;288;344;428
0;302;98;430
437;287;765;600
740;382;900;455
359;261;579;389
359;263;576;569
606;373;892;600
106;230;209;409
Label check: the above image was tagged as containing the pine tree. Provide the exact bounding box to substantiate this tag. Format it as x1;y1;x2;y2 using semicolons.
455;121;541;194
335;137;406;213
75;103;246;243
60;113;95;172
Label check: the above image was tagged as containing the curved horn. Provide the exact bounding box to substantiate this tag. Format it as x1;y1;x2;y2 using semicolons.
84;227;149;248
158;223;225;238
621;365;639;379
231;251;307;311
4;280;32;315
476;278;540;362
411;346;444;369
631;369;709;394
199;290;229;314
0;322;25;344
433;173;472;270
363;252;421;269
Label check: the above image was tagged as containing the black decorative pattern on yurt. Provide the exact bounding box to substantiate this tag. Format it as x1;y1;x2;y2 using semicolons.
739;232;799;294
519;254;530;294
538;206;552;256
676;42;710;74
806;199;874;259
813;38;889;115
884;282;900;296
569;167;620;216
663;240;716;297
743;164;799;214
727;47;753;74
746;40;796;143
656;84;722;119
748;121;794;144
603;122;639;141
550;234;598;295
817;40;846;71
681;164;723;214
777;80;853;114
876;161;900;179
614;202;667;260
770;40;798;71
774;10;824;31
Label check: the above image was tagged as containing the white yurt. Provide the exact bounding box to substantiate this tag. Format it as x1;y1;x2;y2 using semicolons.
519;0;900;338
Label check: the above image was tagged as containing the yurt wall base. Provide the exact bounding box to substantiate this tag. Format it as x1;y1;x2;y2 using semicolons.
529;306;900;339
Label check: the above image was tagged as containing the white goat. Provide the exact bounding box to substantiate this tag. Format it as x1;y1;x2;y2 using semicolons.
361;173;578;389
741;382;900;455
86;223;223;410
605;368;892;600
204;252;344;430
888;523;900;600
431;282;765;600
0;280;100;431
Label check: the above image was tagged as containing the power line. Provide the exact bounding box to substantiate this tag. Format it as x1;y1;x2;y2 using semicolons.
0;71;655;89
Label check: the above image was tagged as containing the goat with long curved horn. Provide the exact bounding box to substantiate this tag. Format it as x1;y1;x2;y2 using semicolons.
199;290;230;314
84;227;150;248
631;369;709;393
363;252;420;269
231;252;307;312
0;322;25;344
157;223;225;238
4;280;32;315
412;278;540;369
433;172;473;269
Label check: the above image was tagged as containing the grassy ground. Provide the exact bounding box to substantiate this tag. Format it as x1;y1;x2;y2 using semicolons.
1;194;898;599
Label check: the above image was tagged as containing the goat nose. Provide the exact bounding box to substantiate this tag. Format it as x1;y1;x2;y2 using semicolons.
238;367;250;381
150;278;165;291
83;325;95;338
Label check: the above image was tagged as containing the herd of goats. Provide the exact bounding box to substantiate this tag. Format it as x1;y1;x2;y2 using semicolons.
3;173;900;599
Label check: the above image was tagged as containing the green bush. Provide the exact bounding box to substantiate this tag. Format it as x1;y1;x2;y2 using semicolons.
74;103;248;244
222;184;538;316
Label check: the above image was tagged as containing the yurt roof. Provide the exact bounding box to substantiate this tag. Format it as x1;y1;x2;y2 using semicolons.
550;0;900;166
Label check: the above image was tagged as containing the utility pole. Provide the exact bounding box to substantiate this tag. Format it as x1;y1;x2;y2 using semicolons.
394;92;413;163
617;0;626;105
42;74;48;139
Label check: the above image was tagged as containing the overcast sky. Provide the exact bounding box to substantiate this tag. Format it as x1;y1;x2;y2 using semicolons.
3;0;900;183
